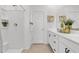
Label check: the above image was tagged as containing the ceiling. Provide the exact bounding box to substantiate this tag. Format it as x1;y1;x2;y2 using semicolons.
0;5;25;11
0;5;79;12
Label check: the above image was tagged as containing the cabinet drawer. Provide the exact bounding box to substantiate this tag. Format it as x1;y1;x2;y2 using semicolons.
60;37;79;53
48;31;58;39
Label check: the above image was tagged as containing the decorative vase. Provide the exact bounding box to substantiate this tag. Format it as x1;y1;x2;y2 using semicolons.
64;25;70;33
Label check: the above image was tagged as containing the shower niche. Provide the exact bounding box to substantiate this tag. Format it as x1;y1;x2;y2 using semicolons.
0;19;8;28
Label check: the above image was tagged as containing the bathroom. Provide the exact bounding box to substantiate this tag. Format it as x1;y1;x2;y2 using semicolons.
0;5;79;53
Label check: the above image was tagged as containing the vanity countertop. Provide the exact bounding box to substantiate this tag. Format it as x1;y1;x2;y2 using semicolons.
48;28;79;45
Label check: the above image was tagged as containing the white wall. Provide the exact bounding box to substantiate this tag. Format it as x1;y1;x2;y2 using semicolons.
56;5;79;29
46;5;79;30
0;8;8;45
47;12;57;30
23;6;32;49
0;30;2;52
0;7;4;52
0;9;9;43
46;5;64;30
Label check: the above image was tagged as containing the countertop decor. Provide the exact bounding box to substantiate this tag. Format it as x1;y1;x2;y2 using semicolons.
60;18;74;33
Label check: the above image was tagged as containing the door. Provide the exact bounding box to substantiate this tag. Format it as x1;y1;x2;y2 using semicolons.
30;11;44;43
7;11;24;49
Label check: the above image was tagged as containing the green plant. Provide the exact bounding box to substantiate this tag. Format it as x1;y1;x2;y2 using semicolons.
64;19;74;25
61;22;64;28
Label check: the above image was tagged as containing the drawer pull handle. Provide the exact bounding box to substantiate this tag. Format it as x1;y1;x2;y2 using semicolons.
65;48;70;53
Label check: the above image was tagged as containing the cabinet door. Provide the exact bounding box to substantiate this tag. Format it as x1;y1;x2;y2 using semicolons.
52;33;59;53
52;38;59;52
59;36;79;53
48;31;59;53
48;31;54;50
48;31;52;43
49;32;59;52
59;42;75;53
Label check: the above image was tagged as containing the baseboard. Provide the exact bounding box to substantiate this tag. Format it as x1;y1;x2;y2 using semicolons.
32;41;48;44
32;43;49;45
24;45;32;49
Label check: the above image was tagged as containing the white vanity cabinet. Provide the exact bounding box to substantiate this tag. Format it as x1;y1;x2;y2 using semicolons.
48;30;79;53
48;31;53;49
48;31;59;53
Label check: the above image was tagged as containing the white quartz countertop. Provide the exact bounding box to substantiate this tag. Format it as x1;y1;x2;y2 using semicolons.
48;28;79;44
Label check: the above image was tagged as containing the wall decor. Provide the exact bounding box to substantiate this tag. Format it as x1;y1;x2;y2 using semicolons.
0;19;9;28
47;16;54;22
59;16;66;22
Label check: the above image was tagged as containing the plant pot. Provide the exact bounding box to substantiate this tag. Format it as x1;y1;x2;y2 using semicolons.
64;25;70;33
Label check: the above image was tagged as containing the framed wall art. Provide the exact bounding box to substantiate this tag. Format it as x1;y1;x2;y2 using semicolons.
47;16;54;22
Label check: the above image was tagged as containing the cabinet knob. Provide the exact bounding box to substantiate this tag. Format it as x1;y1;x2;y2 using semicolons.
49;34;51;37
54;35;56;37
65;48;70;53
53;41;56;43
53;49;56;52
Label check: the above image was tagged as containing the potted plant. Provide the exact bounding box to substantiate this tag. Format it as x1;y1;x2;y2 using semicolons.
64;19;74;28
63;19;74;33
